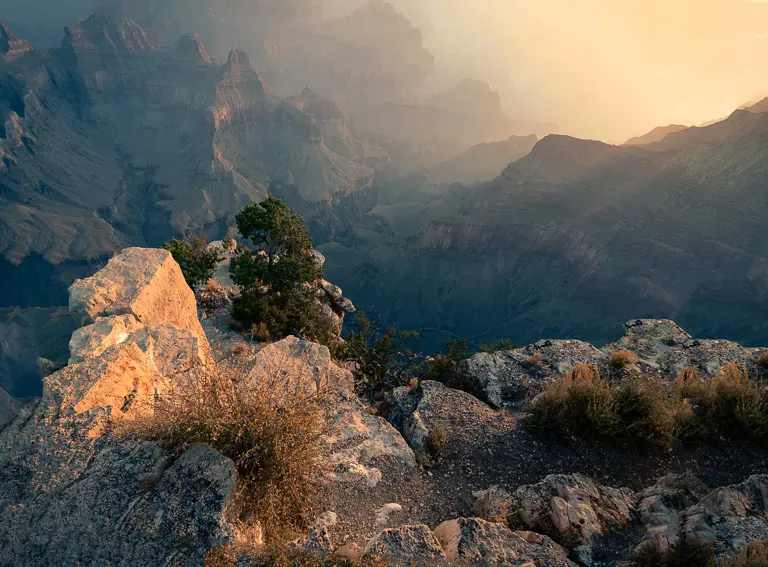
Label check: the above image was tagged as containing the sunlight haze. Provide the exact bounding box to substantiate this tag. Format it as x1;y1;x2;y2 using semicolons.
328;0;768;141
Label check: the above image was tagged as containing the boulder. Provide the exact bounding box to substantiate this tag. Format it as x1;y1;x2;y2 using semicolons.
637;475;768;557
508;474;635;546
460;340;602;408
662;339;763;378
68;314;144;364
69;248;205;344
325;395;417;488
243;336;354;398
241;336;415;489
635;474;709;553
0;247;237;566
608;319;692;375
46;342;161;435
474;485;515;524
363;524;446;560
387;380;502;456
434;517;576;566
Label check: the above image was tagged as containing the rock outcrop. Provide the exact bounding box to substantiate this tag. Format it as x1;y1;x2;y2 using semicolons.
0;248;235;566
637;474;768;557
69;248;206;343
362;524;446;561
504;474;635;546
434;518;576;566
460;340;603;409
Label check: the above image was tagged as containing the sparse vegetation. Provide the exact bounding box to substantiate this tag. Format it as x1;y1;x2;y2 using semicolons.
674;363;768;441
632;541;716;567
340;312;419;401
425;424;448;459
121;352;329;536
607;348;639;373
230;198;336;347
523;363;676;448
163;235;222;289
721;540;768;567
207;546;389;567
480;339;520;353
421;339;472;391
526;361;768;448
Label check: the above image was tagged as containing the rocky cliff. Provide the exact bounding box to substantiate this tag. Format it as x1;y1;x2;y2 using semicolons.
0;17;379;276
2;247;767;566
322;106;768;350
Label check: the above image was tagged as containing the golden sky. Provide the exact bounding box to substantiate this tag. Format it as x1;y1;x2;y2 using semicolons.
394;0;768;141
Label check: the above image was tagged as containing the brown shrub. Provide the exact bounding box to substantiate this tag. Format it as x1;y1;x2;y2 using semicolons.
721;540;768;567
675;363;768;441
121;352;331;536
607;349;639;372
524;363;675;448
425;424;448;459
207;546;389;567
632;540;715;567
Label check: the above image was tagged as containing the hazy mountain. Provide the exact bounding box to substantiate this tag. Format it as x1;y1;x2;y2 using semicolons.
624;124;688;146
98;0;434;117
0;17;380;305
428;135;538;185
321;106;768;349
0;0;94;46
353;79;528;169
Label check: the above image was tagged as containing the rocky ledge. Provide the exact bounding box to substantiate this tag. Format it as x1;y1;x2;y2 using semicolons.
1;248;766;566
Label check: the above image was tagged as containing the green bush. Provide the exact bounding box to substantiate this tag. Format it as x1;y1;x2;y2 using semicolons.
230;198;335;346
421;339;471;390
340;312;418;401
162;235;222;289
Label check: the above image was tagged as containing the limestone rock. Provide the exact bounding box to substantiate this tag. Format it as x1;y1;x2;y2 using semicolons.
363;524;446;560
241;336;415;489
0;436;236;566
460;340;601;408
509;474;635;546
69;248;205;344
243;336;354;397
68;314;144;364
290;527;334;555
325;395;416;488
434;518;576;566
637;475;768;557
375;503;404;525
474;486;515;524
387;380;500;456
46;342;161;434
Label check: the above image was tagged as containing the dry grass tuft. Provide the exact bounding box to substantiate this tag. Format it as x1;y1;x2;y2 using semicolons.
674;363;768;441
206;546;389;567
121;352;331;536
524;363;675;448
721;540;768;567
632;540;715;567
608;349;639;372
425;424;448;459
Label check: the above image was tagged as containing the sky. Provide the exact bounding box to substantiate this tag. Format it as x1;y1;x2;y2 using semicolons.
330;0;768;142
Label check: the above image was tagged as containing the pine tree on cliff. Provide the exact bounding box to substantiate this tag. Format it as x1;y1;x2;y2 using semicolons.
230;197;333;344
